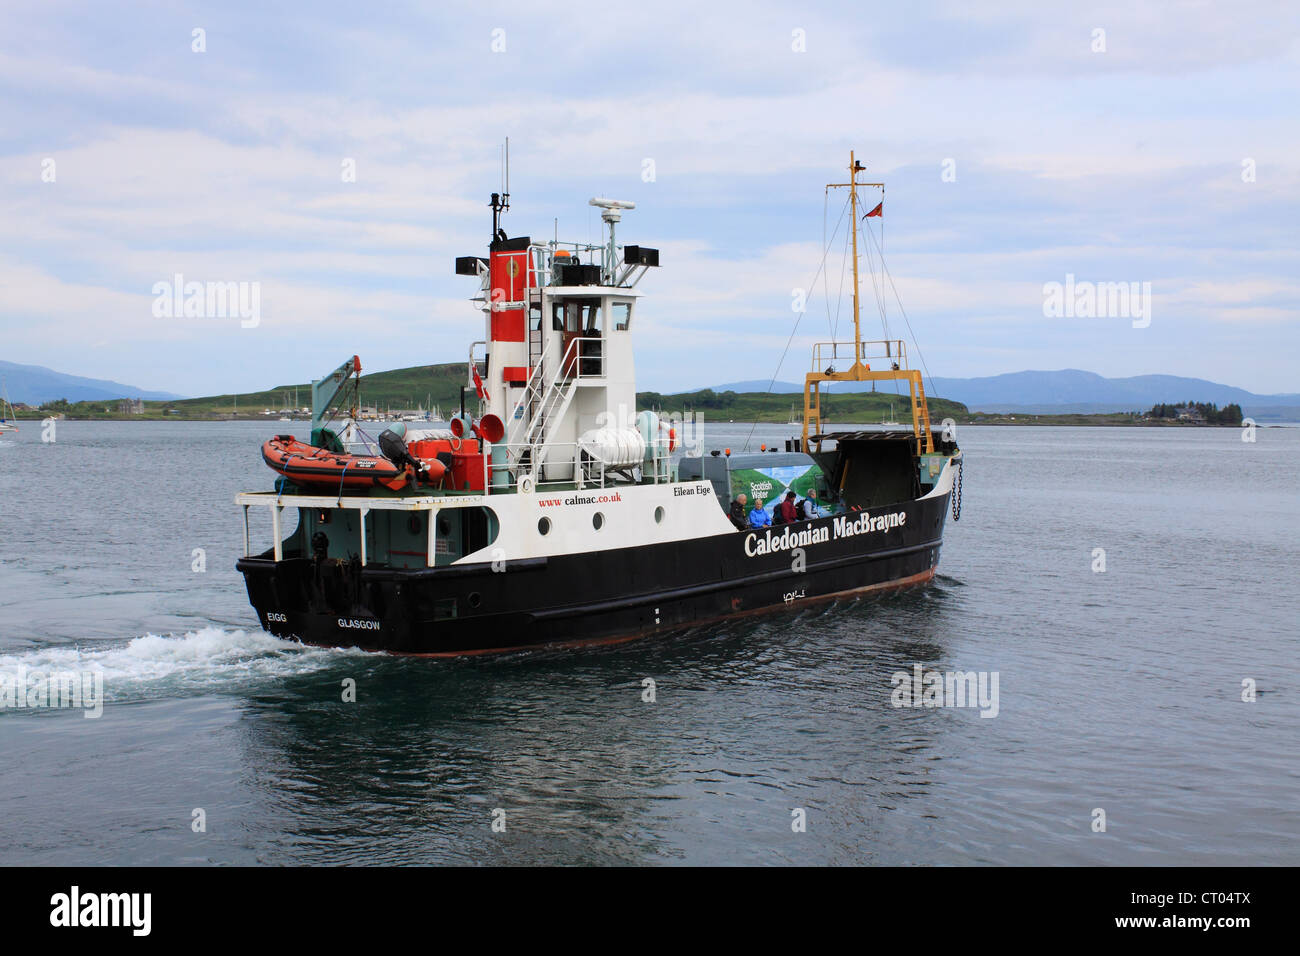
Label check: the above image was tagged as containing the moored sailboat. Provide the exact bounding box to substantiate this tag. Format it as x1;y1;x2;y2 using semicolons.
0;380;18;433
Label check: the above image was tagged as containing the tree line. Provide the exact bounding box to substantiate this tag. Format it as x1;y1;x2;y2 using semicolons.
637;389;741;409
1147;401;1243;425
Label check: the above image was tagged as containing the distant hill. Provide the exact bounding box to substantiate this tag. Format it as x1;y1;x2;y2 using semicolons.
95;361;968;425
18;358;1294;424
704;369;1300;420
1;360;184;404
161;362;471;415
162;362;967;424
637;387;966;424
3;361;474;421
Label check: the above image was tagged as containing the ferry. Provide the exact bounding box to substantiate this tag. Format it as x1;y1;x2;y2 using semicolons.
234;153;963;655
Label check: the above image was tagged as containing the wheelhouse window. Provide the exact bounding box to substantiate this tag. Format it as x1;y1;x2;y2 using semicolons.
612;301;632;331
551;299;601;333
552;298;605;377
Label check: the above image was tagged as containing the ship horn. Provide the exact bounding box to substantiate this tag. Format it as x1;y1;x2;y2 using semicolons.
475;413;505;444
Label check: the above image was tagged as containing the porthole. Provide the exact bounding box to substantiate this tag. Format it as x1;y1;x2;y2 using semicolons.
592;512;604;531
654;506;665;524
468;591;482;609
538;516;551;536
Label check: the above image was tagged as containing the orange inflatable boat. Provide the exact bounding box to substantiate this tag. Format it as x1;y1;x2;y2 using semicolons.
261;435;447;491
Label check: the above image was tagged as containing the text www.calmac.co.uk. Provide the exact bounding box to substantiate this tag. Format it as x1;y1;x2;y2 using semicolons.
537;492;623;507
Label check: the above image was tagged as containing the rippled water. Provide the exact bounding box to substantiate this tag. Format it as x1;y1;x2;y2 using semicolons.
1;421;1296;865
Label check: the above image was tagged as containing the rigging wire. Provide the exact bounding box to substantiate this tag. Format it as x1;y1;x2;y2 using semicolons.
859;194;890;338
862;215;938;401
831;215;851;343
739;176;936;452
859;210;901;398
821;189;850;342
316;375;356;434
822;189;833;341
740;194;851;452
823;216;853;408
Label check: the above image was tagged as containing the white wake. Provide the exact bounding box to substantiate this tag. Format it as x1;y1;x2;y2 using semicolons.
0;626;363;701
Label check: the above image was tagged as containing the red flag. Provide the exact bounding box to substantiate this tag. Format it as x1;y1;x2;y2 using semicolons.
864;201;882;218
472;365;486;400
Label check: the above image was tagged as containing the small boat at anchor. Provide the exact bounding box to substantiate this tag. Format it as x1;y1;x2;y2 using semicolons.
0;380;17;433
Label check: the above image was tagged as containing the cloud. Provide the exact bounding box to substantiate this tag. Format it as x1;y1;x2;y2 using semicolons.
0;1;1296;395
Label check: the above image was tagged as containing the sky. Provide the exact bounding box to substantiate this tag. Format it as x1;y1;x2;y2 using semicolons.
1;0;1297;397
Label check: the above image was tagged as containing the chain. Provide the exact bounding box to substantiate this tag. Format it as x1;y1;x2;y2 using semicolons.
951;457;963;522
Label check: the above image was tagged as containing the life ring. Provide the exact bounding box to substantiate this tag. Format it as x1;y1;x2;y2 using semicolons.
668;426;677;452
518;473;536;494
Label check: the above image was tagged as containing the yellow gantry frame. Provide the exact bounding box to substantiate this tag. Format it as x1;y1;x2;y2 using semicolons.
802;151;934;457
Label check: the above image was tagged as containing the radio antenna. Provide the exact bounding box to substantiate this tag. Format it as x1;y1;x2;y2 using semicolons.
489;137;511;242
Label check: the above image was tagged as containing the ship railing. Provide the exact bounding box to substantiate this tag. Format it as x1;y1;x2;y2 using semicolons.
513;335;602;448
468;338;488;404
234;490;486;568
509;253;582;445
810;338;911;374
506;331;558;447
526;241;606;289
522;338;576;451
804;338;934;456
484;439;615;492
526;241;646;290
644;433;673;484
566;336;604;380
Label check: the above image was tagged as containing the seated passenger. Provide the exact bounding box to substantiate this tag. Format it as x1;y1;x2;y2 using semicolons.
728;493;749;531
748;498;771;529
776;491;798;525
797;488;826;520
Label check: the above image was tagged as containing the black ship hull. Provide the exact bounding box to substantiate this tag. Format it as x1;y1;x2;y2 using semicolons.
236;491;951;655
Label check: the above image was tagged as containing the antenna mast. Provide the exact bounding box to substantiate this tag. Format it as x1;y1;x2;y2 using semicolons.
489;137;510;240
588;197;636;284
834;151;880;365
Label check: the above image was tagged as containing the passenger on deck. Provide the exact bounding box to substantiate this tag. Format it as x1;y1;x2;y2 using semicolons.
748;498;771;529
775;491;798;525
797;488;826;520
728;493;749;531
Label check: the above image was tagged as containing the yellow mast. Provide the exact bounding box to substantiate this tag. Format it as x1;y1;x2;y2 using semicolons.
801;151;934;456
849;151;864;358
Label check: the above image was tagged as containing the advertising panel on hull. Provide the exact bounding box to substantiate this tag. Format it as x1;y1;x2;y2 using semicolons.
728;462;827;516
